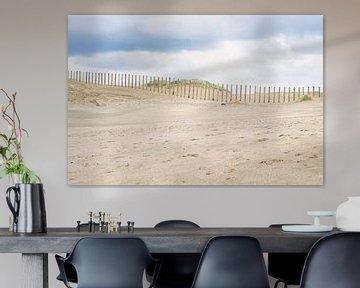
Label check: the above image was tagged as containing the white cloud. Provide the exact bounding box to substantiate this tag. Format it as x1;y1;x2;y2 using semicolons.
68;36;323;87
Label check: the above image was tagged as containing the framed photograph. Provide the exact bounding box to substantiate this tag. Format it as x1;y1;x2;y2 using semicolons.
68;15;323;185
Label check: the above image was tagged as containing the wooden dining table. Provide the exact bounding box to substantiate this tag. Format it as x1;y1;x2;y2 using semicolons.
0;226;339;288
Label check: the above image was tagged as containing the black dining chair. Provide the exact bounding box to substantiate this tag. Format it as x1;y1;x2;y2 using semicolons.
191;236;270;288
300;232;360;288
56;223;99;284
146;220;201;288
268;224;308;288
55;237;161;288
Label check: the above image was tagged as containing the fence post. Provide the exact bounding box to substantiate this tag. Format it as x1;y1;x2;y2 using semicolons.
224;84;228;102
169;78;171;95
220;84;223;102
187;81;190;98
263;86;266;103
258;86;261;103
191;81;194;99
234;84;238;102
278;87;280;103
268;87;270;103
287;87;290;102
318;86;321;97
254;86;257;103
249;85;252;103
239;84;242;102
244;85;247;103
273;87;276;103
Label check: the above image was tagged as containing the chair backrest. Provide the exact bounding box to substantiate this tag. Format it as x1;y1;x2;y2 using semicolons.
268;224;308;285
300;232;360;288
155;220;200;228
67;237;154;288
151;220;201;286
191;236;270;288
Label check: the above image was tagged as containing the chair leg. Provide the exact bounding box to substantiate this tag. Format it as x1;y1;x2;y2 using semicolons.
274;280;289;288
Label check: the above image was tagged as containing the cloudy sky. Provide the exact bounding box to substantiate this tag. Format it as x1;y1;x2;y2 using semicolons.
68;15;323;87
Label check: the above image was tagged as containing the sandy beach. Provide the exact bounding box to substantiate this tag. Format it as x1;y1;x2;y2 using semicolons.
68;80;323;185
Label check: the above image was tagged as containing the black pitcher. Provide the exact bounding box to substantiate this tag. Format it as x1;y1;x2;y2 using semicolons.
6;183;47;233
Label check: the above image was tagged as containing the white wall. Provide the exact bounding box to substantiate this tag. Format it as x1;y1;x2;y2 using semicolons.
0;0;360;287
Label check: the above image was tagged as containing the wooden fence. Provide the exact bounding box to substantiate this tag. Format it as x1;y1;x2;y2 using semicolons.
68;70;323;104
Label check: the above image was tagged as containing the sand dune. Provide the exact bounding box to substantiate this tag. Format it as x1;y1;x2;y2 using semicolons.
68;81;323;185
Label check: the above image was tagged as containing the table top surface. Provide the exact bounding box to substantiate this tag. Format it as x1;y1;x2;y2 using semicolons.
0;227;340;253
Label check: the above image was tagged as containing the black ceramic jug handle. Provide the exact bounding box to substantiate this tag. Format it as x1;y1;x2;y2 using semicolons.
6;186;20;224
